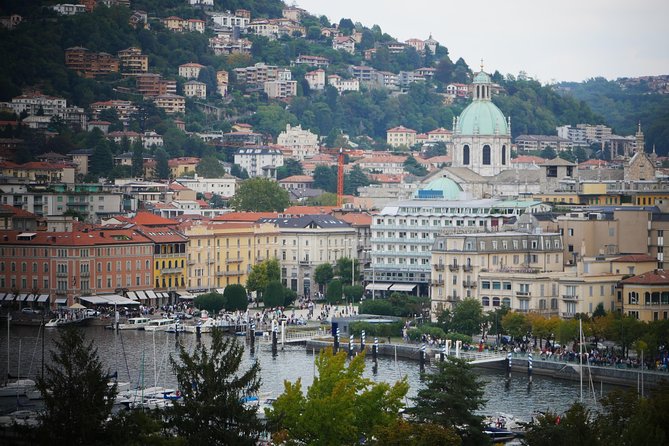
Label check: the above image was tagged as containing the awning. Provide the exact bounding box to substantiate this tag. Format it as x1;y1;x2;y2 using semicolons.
389;284;417;292
16;293;29;302
126;291;137;300
216;288;226;294
135;291;148;301
157;292;168;298
36;295;50;303
80;294;140;306
25;294;37;302
145;290;157;299
178;293;195;300
365;283;392;291
2;293;13;301
55;298;67;304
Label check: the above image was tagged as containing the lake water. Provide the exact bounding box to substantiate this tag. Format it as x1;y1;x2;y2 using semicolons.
1;325;613;418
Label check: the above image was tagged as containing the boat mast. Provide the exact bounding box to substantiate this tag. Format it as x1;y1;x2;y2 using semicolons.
579;319;583;403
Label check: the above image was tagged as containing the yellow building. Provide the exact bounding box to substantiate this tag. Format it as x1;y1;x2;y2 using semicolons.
182;222;217;292
211;222;256;288
618;269;669;321
140;228;188;292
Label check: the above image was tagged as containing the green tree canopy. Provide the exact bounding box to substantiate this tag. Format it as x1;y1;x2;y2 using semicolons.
264;280;286;308
33;328;117;446
276;158;304;180
229;177;290;212
404;155;428;176
154;148;170;179
314;263;334;291
450;299;484;337
246;258;281;299
223;284;248;312
196;156;226;178
326;278;343;304
335;256;360;285
502;311;531;341
166;330;263;445
407;357;488;446
267;348;408;445
194;292;226;315
131;139;144;178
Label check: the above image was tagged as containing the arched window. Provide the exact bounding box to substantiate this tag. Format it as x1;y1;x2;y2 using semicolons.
492;297;500;307
481;296;490;306
482;145;491;165
463;145;470;165
502;297;511;307
502;145;507;165
476;85;480;98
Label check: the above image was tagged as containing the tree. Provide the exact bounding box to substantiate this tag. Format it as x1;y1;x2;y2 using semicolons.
404;155;428;176
131;139;144;178
33;327;117;446
540;146;557;160
165;330;263;445
264;280;286;308
154;148;170;179
276;158;304;180
267;348;408;445
223;284;248;311
230;163;249;179
345;165;372;195
502;311;532;341
246;259;281;301
229;177;290;212
312;165;338;193
342;284;364;303
90;139;113;177
196;156;226;178
407;357;488;446
524;403;598;446
326;278;343;303
335;257;360;285
372;418;460;446
194;292;226;315
314;263;334;293
450;299;484;337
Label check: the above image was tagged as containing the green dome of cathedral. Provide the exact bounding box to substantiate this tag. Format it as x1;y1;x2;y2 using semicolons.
419;177;463;200
472;70;492;84
456;100;509;136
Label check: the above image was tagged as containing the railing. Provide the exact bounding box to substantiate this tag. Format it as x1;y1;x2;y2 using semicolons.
187;260;196;265
299;260;310;265
226;257;243;263
434;264;445;271
463;265;473;272
463;281;477;288
80;271;90;277
447;294;460;302
448;264;459;272
561;312;576;318
216;270;241;277
161;267;182;274
562;294;578;301
516;291;531;298
431;280;444;286
56;272;68;278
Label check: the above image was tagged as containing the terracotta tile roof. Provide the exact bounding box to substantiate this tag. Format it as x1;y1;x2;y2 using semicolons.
168;157;200;167
0;205;37;218
283;206;336;216
338;213;372;226
369;173;404;183
612;254;657;263
426;155;452;163
135;225;187;243
0;229;152;246
129;211;178;227
279;175;314;183
621;270;669;285
387;125;417;133
511;155;547;164
212;212;279;222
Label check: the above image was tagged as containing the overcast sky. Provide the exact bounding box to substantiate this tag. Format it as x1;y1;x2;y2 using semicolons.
297;0;669;83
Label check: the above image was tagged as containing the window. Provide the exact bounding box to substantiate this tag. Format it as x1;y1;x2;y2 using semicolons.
503;282;511;290
482;281;491;289
482;145;491;165
568;228;574;236
492;297;500;307
492;281;501;290
481;296;490;306
502;297;511;307
463;145;470;165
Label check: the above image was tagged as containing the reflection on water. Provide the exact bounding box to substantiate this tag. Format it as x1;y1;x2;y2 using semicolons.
1;326;612;418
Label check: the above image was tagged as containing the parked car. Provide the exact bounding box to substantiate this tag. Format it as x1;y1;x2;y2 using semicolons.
21;308;41;315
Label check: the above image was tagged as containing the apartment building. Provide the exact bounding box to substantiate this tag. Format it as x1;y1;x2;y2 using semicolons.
64;47;119;78
304;69;326;91
90;100;138;122
210;11;250;30
136;73;177;97
258;215;357;297
0;228;154;307
175;174;238;198
293;55;330;68
184;80;207;98
154;94;185;114
386;125;417;148
117;47;149;75
264;80;297;99
234;148;284;178
368;198;522;297
618;270;669;321
515;135;573;153
276;124;319;160
327;75;359;94
178;62;205;79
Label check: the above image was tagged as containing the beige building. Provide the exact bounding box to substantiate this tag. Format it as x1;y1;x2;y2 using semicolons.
386;125;417;148
264;80;297;99
276;124;319;160
304;69;326;91
618;269;669;321
117;47;149;75
259;215;357;297
154;94;185;114
430;230;563;319
184;80;207;98
178;62;205;79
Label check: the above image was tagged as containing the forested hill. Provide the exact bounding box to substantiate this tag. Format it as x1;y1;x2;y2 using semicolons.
557;77;669;153
1;0;663;154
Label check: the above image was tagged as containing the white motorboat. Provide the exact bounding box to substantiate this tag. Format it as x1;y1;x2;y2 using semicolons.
117;317;151;330
183;318;221;333
143;318;174;331
0;379;36;397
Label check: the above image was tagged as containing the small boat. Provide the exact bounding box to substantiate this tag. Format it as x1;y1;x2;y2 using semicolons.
117;317;151;330
164;322;188;333
143;318;174;331
0;379;36;397
183;318;220;333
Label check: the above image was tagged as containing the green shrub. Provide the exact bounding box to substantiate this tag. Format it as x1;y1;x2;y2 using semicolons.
223;284;248;312
194;292;226;314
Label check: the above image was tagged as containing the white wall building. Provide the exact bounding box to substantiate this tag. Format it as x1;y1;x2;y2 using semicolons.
176;174;238;198
234;148;284;178
276;124;319;160
184;80;207;98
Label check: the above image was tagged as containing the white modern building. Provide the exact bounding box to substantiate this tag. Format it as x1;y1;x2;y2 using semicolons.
176;174;238;198
234;148;284;178
276;124;319;160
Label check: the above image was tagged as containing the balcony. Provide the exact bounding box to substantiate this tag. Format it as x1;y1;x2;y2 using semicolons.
463;281;477;288
299;260;311;266
226;257;243;264
562;294;578;301
431;280;444;286
463;265;473;272
80;288;92;295
216;270;241;277
516;291;531;298
56;272;68;278
561;312;576;319
187;260;196;265
207;259;215;264
434;264;445;272
80;271;90;278
161;267;182;274
446;294;460;302
448;264;460;272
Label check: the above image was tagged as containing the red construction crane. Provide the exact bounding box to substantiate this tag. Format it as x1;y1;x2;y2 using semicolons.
337;148;344;208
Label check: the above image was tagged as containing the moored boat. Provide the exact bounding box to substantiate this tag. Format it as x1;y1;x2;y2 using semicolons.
143;318;174;331
117;317;151;330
